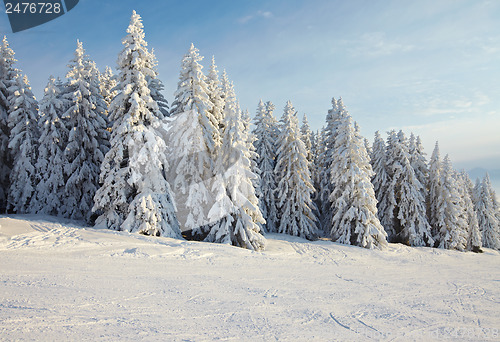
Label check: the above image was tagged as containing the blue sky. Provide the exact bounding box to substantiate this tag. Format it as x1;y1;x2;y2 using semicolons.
1;0;499;171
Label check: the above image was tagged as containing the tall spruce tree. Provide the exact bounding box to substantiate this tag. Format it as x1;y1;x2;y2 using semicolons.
458;170;482;252
168;43;216;236
328;105;387;249
0;36;17;211
383;130;433;246
60;40;109;222
474;174;500;250
275;101;317;239
428;142;444;243
93;11;180;237
435;156;468;250
99;66;118;114
205;81;266;250
31;76;68;215
317;98;341;229
371;131;390;226
253;100;279;233
7;74;39;213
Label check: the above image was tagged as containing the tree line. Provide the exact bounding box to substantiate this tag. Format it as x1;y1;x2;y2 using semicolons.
0;11;498;252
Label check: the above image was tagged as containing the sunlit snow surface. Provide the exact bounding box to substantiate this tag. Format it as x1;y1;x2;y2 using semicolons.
1;215;499;341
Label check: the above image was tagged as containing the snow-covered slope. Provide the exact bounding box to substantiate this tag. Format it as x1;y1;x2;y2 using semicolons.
1;215;499;341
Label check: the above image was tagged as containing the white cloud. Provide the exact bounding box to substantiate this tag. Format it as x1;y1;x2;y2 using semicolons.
238;10;274;24
342;32;415;57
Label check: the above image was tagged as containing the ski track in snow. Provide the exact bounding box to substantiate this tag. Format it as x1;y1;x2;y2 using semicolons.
1;215;499;341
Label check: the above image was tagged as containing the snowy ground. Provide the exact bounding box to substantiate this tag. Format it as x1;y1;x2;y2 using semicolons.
1;215;499;341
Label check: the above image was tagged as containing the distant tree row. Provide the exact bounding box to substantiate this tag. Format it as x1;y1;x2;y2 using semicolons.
0;11;498;252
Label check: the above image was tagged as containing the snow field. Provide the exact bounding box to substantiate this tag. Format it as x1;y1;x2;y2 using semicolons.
1;215;499;341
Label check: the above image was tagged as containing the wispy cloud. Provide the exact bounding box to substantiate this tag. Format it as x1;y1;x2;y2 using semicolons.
238;10;274;24
342;32;415;57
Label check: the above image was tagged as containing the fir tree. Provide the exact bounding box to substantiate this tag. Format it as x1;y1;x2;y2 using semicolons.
204;80;266;250
409;133;429;200
436;156;468;251
300;114;313;165
31;76;68;215
206;56;224;149
7;74;39;213
371;131;390;225
428;142;444;243
474;174;500;249
60;40;109;222
317;98;342;230
384;130;433;246
93;11;180;237
458;171;482;252
328;106;387;249
99;66;118;113
275;101;317;239
147;48;169;118
0;36;17;211
168;43;216;237
253;100;279;232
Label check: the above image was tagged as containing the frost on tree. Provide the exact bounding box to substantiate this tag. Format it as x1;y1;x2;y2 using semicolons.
252;100;279;232
60;40;109;222
300;114;313;165
206;56;224;149
7;74;39;213
474;174;500;250
0;36;17;211
371;131;390;226
31;76;68;215
147;48;169;118
384;130;433;246
99;66;118;115
275;101;317;240
428;142;444;243
409;133;429;201
458;171;482;252
93;10;180;238
204;80;266;251
328;102;387;249
317;98;344;230
167;43;216;237
435;156;468;251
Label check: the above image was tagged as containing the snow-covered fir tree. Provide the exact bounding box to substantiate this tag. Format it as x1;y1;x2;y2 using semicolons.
93;11;180;237
371;131;390;225
408;133;428;200
275;101;317;239
60;40;109;222
0;36;17;212
300;114;313;165
6;74;39;213
483;173;500;225
428;142;444;243
252;99;279;233
328;103;387;249
147;48;169;118
474;174;500;250
383;130;433;246
363;137;372;156
458;171;482;252
31;76;68;215
435;156;468;250
168;43;216;236
317;98;342;229
204;79;265;250
206;56;224;149
99;66;118;113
